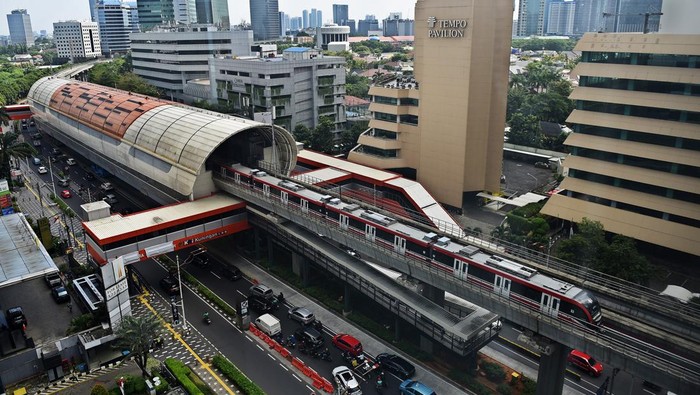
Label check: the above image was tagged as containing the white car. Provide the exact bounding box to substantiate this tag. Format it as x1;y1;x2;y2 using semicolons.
66;158;76;166
332;366;362;395
37;166;48;174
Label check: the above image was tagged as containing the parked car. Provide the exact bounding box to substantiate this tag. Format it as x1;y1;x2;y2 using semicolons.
100;182;114;192
332;366;362;395
66;158;77;166
32;157;41;165
31;133;42;140
332;334;363;356
159;277;179;296
399;380;436;395
45;272;62;288
248;294;275;313
376;353;416;379
103;193;118;205
568;349;603;377
52;286;70;303
288;307;315;325
295;326;324;350
6;306;27;329
534;161;550;169
37;166;48;174
60;190;72;198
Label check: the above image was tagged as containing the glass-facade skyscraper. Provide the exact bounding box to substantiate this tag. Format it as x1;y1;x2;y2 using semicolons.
6;9;34;47
195;0;230;27
249;0;280;40
333;4;349;25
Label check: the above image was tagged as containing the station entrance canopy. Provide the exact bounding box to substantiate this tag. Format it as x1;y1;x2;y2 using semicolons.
83;194;249;265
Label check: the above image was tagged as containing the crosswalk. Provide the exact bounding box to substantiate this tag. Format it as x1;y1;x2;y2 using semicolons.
36;360;132;394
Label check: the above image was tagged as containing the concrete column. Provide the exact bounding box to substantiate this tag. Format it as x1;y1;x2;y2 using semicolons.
536;342;569;395
420;283;445;306
292;253;310;286
394;316;401;342
343;284;352;315
266;237;274;268
254;228;262;261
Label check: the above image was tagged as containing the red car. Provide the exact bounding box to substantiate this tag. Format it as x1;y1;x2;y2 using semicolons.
568;350;603;377
60;190;72;198
332;334;363;356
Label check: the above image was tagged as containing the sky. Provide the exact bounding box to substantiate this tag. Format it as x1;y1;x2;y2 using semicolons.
0;0;426;36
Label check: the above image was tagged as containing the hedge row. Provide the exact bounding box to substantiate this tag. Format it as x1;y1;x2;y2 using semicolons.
182;272;238;317
212;355;265;395
164;358;204;395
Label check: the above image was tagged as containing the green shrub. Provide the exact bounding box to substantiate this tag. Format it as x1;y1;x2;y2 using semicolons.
164;358;204;395
447;369;490;395
212;354;265;395
522;376;537;395
481;361;505;383
90;384;109;395
123;375;146;394
497;383;512;395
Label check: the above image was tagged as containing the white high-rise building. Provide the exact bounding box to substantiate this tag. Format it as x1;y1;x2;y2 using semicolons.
95;0;139;55
174;0;197;24
7;9;34;47
53;20;102;59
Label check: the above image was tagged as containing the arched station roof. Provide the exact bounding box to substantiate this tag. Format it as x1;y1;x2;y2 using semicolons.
28;77;297;198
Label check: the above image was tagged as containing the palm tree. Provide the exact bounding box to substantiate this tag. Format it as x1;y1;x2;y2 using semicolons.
113;314;161;378
0;107;11;127
0;131;36;190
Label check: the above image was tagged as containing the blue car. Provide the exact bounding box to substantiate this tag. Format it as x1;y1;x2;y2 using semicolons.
399;380;436;395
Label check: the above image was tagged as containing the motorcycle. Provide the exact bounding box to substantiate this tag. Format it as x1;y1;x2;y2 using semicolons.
318;348;332;362
286;335;297;349
202;313;211;325
375;377;384;394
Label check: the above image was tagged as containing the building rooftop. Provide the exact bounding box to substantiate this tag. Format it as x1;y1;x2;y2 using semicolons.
0;213;57;287
83;194;243;243
284;47;310;53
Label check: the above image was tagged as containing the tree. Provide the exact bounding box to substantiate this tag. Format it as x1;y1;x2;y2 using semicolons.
117;73;160;97
556;218;606;268
594;235;652;284
0;131;37;190
0;107;10;126
113;315;160;378
507;113;543;147
90;384;109;395
309;117;335;153
292;124;312;147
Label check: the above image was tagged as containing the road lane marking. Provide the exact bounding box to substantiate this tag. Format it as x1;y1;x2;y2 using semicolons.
279;364;288;371
267;353;275;360
210;271;221;279
292;374;302;382
256;344;264;351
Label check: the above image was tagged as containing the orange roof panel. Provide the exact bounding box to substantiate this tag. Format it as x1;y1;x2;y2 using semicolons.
48;82;167;139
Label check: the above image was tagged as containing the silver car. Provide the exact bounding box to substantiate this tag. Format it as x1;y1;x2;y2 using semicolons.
288;307;315;325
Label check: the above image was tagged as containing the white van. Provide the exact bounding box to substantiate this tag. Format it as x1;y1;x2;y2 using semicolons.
254;313;281;337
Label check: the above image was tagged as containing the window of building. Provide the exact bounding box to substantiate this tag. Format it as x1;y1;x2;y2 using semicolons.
357;146;398;158
400;114;418;125
370;128;397;139
374;112;397;122
373;96;398;105
400;98;419;106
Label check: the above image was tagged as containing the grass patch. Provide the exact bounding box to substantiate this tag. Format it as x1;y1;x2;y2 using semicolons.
164;358;212;395
212;354;265;395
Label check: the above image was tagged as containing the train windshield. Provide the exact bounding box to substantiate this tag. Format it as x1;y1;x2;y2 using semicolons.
576;291;602;324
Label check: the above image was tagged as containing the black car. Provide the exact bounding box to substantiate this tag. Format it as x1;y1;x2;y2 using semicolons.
84;173;95;181
6;307;27;329
294;326;324;350
159;277;179;296
222;265;242;281
52;286;70;303
248;294;275;313
376;353;416;379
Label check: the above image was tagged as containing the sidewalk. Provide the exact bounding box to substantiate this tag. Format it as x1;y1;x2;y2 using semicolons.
15;160;88;265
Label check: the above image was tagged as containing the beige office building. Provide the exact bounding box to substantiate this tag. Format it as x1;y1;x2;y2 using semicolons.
348;0;513;208
541;33;700;256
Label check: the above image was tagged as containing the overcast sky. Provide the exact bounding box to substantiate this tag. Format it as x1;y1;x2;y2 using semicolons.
0;0;437;36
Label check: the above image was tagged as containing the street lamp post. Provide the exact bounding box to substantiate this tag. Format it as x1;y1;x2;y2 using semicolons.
175;255;188;335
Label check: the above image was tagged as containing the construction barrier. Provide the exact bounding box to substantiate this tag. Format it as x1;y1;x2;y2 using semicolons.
312;378;324;390
302;365;313;378
273;342;284;353
321;378;334;393
291;357;305;371
280;348;291;359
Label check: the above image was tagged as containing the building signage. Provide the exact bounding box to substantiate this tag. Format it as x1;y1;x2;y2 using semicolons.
106;278;129;300
427;17;468;38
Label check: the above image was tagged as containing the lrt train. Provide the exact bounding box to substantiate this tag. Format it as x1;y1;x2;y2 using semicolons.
221;164;603;327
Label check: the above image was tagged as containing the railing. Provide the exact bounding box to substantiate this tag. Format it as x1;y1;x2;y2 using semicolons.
213;169;700;390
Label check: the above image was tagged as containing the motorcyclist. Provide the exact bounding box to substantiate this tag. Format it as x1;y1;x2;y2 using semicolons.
203;312;210;321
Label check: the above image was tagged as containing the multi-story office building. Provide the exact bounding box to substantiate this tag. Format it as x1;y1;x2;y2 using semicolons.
131;26;253;100
290;17;302;32
333;4;349;25
136;0;175;30
279;12;290;35
344;19;356;35
547;0;575;35
316;24;350;50
53;20;101;59
250;0;280;41
95;0;140;55
357;18;379;36
573;0;664;35
349;0;512;208
302;10;309;29
173;0;196;24
383;16;414;37
517;0;546;36
541;33;700;256
198;47;345;132
7;9;34;47
195;0;230;27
